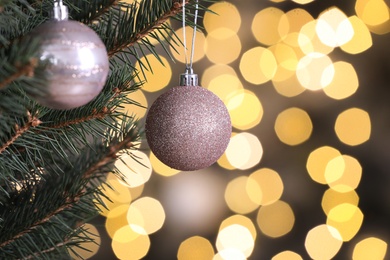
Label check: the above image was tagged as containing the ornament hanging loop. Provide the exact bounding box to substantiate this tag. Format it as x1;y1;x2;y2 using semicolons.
179;0;199;87
52;0;68;21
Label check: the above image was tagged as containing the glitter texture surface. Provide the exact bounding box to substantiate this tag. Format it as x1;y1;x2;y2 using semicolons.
145;86;232;171
28;20;109;110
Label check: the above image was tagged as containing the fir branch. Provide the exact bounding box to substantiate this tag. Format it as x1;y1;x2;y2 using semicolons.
0;111;41;154
0;57;37;90
107;0;189;57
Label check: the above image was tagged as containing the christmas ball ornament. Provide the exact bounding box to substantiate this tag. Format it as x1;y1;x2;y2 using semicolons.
145;71;231;171
26;0;109;110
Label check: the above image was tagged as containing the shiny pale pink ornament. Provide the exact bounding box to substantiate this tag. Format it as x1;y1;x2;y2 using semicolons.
26;1;109;110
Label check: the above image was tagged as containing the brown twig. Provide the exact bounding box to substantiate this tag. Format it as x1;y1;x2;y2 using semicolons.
0;58;37;90
0;111;42;154
108;0;188;57
48;107;111;129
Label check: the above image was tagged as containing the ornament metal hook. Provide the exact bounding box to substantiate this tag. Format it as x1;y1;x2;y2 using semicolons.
52;0;69;21
179;0;199;86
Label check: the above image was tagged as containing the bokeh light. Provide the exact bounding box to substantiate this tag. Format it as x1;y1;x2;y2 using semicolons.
207;74;244;105
327;203;364;241
306;146;342;184
248;168;284;206
111;225;150;260
322;188;360;216
105;204;130;238
226;89;263;130
114;150;152;188
127;197;165;235
225;132;263;170
334;108;371;145
256;200;295;238
219;215;257;241
316;7;354;47
325;155;362;192
216;224;255;258
252;7;285;46
299;20;334;55
296;53;335;90
203;2;241;36
120;90;148;119
305;224;343;259
279;8;314;47
225;176;260;214
134;54;172;92
205;33;241;64
177;236;214;260
274;107;313;145
340;16;372;54
272;250;303;260
353;237;388;260
323;61;359;100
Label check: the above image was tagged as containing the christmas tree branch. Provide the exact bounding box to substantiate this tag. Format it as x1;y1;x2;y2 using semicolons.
0;123;138;257
0;57;37;90
107;0;188;57
49;107;111;129
0;111;41;154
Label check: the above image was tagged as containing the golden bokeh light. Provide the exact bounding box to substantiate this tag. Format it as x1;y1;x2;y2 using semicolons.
252;7;285;46
296;53;335;90
95;177;132;217
177;236;214;260
298;20;334;55
322;188;360;216
334;108;371;146
207;74;244;105
201;64;237;87
111;225;150;260
316;7;354;47
292;0;314;4
268;42;300;71
340;16;372;54
170;26;206;64
225;176;260;214
68;223;100;259
127;196;165;235
239;47;277;85
323;61;359;100
305;224;343;259
219;215;257;241
325;155;362;192
327;203;364;241
205;33;241;64
356;0;389;27
274;107;313;146
216;224;255;258
134;54;172;92
272;65;306;97
105;204;130;238
226;89;263;130
272;250;303;260
213;248;247;260
114;150;152;188
353;237;388;260
225;132;263;170
256;200;295;238
149;151;180;177
279;8;314;47
203;1;241;36
248;168;284;206
306;146;342;184
120;90;147;119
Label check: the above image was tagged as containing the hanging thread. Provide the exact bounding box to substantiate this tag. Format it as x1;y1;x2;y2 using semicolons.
182;0;199;73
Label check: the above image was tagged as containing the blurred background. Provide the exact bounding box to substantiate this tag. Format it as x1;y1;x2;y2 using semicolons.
74;0;390;259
